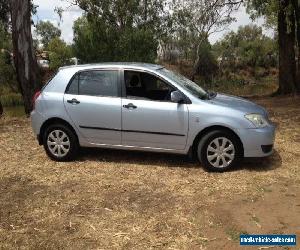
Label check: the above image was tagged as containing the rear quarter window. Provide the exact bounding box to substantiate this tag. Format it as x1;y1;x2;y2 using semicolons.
66;74;79;94
43;68;78;93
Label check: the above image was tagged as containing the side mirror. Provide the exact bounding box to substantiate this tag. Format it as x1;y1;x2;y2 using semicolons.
171;90;185;104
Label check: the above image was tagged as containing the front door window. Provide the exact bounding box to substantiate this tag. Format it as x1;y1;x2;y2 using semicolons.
124;71;175;101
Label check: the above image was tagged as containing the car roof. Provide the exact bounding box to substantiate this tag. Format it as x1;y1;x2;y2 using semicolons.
59;62;164;72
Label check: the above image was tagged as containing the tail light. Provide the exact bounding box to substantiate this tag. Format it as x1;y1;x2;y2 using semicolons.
32;91;41;110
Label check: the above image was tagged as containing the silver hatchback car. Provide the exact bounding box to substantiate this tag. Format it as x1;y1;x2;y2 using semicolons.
31;63;275;172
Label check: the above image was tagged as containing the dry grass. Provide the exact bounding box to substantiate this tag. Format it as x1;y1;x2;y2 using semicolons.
0;96;300;249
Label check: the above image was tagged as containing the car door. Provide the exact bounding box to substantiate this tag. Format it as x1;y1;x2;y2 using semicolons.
64;69;122;145
121;70;189;150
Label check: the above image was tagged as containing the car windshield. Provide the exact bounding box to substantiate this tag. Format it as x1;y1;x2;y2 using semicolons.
158;68;209;100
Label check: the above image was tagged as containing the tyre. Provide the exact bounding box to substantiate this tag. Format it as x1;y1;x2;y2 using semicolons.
43;123;79;161
197;130;242;172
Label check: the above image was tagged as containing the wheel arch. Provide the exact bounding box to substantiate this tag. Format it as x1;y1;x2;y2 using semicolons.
39;117;78;145
191;125;244;157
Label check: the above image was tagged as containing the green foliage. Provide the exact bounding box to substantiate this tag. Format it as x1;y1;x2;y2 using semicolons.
73;0;167;63
0;93;23;107
246;0;278;29
0;22;18;95
173;0;236;36
47;37;73;70
0;53;18;93
214;25;278;69
35;21;62;49
0;20;11;50
160;0;241;79
195;39;218;82
73;16;158;63
0;0;9;26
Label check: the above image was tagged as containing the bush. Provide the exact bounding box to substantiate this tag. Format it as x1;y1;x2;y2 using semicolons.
0;53;18;94
0;93;23;107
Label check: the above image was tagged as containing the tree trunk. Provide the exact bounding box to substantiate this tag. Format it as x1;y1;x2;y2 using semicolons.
277;0;297;95
0;101;3;116
292;0;300;91
10;0;40;115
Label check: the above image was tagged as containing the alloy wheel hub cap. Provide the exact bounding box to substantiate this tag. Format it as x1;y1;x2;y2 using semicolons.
47;130;70;157
207;137;235;168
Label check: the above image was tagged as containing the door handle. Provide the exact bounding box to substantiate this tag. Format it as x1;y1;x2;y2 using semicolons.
67;98;80;105
123;103;137;109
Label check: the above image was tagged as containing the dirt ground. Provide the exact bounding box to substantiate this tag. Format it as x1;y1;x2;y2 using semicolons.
0;96;299;250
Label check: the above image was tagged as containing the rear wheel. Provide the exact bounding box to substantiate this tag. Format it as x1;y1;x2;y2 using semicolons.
43;124;79;161
197;130;242;172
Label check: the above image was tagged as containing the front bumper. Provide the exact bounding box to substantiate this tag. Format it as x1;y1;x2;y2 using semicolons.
235;124;276;158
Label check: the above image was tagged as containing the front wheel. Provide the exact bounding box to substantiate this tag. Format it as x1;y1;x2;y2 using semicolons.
43;124;79;161
197;130;242;172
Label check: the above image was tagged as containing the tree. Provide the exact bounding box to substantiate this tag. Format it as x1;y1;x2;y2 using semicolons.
0;99;2;116
35;20;61;49
0;0;10;111
0;0;9;26
10;0;40;114
195;38;218;84
73;16;158;63
0;20;18;93
72;0;167;63
48;37;72;70
171;0;243;80
214;25;278;69
292;0;300;89
246;0;300;94
277;0;297;94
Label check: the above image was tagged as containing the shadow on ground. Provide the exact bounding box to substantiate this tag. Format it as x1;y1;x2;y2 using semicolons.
78;147;282;172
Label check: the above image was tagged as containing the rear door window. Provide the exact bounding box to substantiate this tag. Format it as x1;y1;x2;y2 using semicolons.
66;70;119;97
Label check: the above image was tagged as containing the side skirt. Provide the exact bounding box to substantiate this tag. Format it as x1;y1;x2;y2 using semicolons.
79;142;189;155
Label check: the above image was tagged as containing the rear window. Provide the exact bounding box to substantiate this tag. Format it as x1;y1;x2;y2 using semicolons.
66;70;119;97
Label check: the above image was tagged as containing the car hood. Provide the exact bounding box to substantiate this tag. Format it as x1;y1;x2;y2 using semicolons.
208;93;266;115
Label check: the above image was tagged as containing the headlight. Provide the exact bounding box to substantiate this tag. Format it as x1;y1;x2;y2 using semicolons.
245;113;269;128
